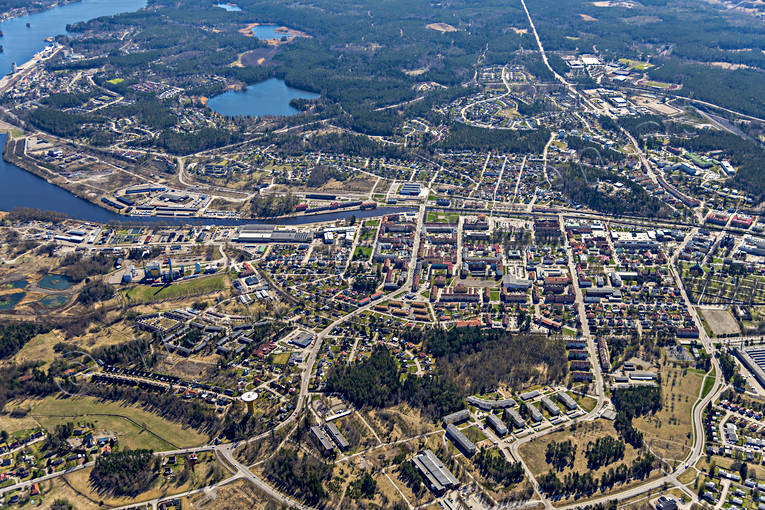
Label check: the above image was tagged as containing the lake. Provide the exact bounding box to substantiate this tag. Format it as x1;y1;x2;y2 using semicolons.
0;0;147;76
250;25;303;40
207;78;319;117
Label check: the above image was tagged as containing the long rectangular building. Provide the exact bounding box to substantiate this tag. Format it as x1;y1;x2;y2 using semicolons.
486;413;508;436
324;423;349;451
412;449;459;494
445;423;477;456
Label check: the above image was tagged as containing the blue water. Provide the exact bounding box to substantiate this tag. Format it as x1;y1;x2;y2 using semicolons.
208;78;319;117
0;292;24;310
0;0;147;76
0;147;414;223
250;25;301;40
214;3;242;11
39;273;75;290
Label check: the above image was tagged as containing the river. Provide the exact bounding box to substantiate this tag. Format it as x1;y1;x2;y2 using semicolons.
0;2;410;225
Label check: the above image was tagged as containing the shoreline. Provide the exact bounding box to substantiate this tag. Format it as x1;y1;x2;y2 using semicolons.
1;133;414;225
0;0;83;23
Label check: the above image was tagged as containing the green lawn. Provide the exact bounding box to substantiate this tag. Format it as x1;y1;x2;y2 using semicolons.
701;370;716;399
123;274;226;303
354;246;373;259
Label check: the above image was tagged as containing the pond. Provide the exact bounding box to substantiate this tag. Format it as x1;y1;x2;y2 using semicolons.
4;280;28;289
39;295;69;308
0;292;25;310
250;24;303;40
207;78;319;117
38;273;75;290
214;3;241;11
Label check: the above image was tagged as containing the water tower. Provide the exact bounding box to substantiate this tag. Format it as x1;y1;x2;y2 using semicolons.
241;391;258;415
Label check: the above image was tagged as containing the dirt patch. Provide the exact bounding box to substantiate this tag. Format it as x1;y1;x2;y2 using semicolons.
709;61;752;70
241;47;278;67
701;307;741;336
426;22;457;33
579;13;597;21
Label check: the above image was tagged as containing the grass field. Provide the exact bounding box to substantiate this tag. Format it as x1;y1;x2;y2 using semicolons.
123;275;226;303
701;370;716;399
27;395;208;450
520;419;639;480
634;365;702;465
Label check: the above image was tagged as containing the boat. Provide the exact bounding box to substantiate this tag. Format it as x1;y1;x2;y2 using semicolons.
25;22;30;28
0;46;4;53
0;30;5;37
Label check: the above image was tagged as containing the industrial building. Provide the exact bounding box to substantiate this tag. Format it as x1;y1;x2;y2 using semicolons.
735;347;765;390
412;449;460;494
235;225;312;243
445;423;477;456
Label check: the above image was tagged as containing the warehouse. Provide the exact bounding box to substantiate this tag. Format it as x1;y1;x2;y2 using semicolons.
412;449;459;494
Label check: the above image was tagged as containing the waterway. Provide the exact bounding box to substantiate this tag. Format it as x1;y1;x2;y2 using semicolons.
207;78;319;117
0;0;147;76
0;137;414;224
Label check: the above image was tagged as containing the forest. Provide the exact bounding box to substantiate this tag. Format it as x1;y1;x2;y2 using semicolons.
324;345;463;420
403;328;568;395
265;448;333;504
89;449;157;496
0;323;45;360
551;164;671;218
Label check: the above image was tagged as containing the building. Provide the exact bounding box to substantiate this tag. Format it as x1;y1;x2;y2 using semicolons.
445;423;477;456
412;449;459;495
540;396;560;416
442;409;470;426
655;496;678;510
526;402;543;422
505;407;525;428
557;392;577;411
311;425;334;453
486;413;508;436
324;423;349;451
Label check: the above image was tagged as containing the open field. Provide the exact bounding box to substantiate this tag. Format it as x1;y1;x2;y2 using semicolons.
520;419;639;477
634;365;703;465
24;395;208;450
123;274;227;303
700;307;740;336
